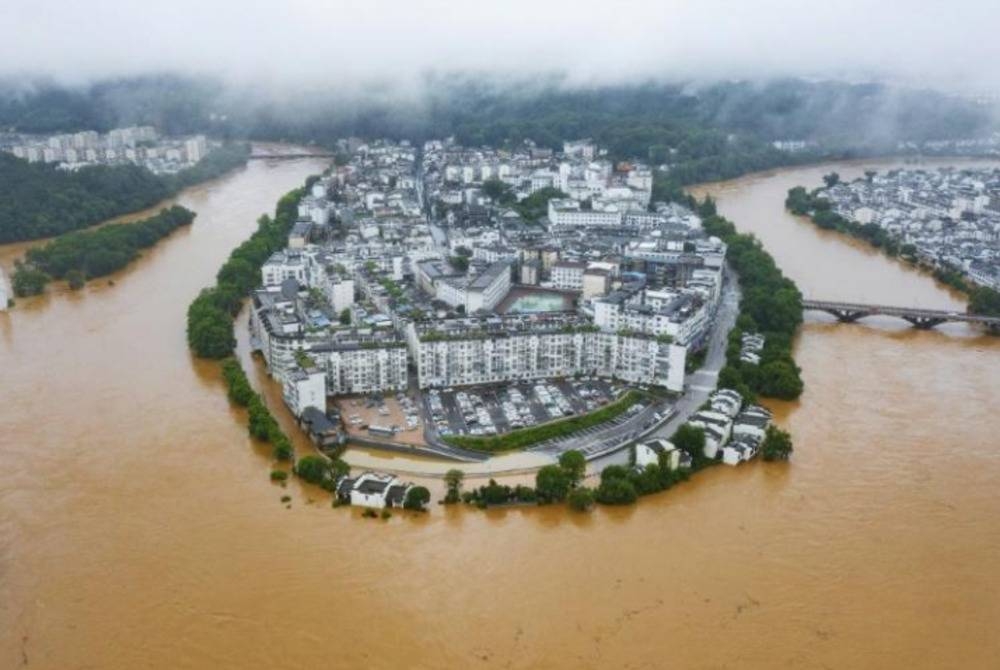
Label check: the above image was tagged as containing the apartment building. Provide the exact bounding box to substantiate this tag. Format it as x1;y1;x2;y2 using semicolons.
408;315;685;392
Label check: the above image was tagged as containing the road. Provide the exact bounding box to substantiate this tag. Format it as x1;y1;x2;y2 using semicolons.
652;268;740;440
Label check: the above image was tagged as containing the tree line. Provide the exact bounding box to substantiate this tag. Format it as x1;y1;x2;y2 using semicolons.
11;205;195;296
0;143;249;244
696;197;805;401
186;186;304;359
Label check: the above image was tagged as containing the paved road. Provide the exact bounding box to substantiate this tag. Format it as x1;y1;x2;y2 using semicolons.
652;268;740;441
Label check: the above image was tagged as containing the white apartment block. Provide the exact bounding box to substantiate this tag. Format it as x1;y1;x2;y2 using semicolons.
283;367;327;418
594;289;712;348
551;261;586;290
548;199;623;228
409;319;686;392
321;345;409;395
325;277;356;313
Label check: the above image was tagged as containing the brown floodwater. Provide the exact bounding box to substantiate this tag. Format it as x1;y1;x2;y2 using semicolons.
2;155;999;669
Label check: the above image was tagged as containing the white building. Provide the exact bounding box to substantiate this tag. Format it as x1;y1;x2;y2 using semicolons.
635;439;689;471
551;261;586;290
282;366;327;418
344;472;406;508
548;199;622;228
184;135;208;163
687;411;733;459
593;289;711;348
320;343;409;396
410;317;686;392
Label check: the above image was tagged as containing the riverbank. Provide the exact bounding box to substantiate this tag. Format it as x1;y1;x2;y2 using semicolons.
10;206;197;297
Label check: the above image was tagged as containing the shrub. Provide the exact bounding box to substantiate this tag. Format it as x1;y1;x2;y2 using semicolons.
270;470;289;482
535;464;571;503
761;425;794;461
567;486;595;512
221;357;255;406
294;455;330;485
404;486;431;511
595;477;638;505
558;450;586;486
672;424;706;463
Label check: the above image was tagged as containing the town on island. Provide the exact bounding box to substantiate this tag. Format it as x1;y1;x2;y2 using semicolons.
183;137;803;514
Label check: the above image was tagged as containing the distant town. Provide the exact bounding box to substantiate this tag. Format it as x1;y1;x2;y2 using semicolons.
818;168;1000;290
0;125;215;174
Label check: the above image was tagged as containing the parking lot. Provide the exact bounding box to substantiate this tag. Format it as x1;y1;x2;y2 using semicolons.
335;392;424;445
528;402;673;459
423;378;624;438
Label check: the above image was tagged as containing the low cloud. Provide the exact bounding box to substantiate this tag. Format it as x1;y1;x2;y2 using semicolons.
1;1;998;92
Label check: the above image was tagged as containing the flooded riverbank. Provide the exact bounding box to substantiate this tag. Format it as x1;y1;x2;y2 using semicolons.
2;156;998;669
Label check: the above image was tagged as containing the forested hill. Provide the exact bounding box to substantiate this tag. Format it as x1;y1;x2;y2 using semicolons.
0;154;168;243
1;75;993;152
0;143;249;244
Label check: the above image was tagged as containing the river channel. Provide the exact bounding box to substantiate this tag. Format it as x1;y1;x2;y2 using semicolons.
1;154;998;669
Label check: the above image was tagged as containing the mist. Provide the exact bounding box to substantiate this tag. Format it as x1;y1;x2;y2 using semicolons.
2;0;999;93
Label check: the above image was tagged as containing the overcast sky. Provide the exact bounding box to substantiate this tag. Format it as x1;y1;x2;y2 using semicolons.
2;1;998;91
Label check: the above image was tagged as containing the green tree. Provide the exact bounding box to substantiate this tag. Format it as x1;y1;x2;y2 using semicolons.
11;263;49;296
339;308;352;325
599;464;631;484
758;360;804;400
969;286;1000;317
567;486;595;512
221;358;255;406
481;178;516;205
404;486;431;511
535;464;571;503
558;450;586;486
443;469;465;504
273;440;294;462
761;426;794;461
66;269;86;290
672;424;706;462
822;172;840;188
595;477;638;505
294;455;330;485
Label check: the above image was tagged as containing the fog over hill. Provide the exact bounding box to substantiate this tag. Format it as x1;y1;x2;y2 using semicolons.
0;1;997;152
2;1;999;92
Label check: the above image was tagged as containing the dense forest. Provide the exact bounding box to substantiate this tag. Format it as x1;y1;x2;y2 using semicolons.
12;205;195;296
0;142;249;243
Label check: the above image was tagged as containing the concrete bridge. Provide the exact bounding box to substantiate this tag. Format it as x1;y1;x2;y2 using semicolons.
802;299;1000;330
